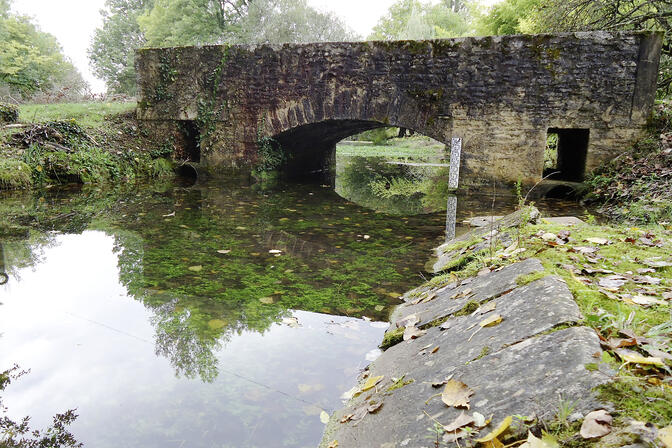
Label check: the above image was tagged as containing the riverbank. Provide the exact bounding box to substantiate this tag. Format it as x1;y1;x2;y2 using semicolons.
321;208;672;447
585;100;672;225
0;102;176;190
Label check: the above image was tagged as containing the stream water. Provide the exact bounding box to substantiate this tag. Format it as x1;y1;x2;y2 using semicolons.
0;154;594;447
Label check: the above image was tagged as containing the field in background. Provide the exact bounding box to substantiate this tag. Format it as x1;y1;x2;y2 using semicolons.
18;102;137;128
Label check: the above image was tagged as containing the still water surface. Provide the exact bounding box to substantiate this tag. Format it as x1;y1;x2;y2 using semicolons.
0;156;593;447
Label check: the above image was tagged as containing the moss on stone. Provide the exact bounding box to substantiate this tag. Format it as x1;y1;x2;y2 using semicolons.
380;327;404;350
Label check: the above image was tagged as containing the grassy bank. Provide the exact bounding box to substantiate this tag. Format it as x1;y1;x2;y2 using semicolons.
427;211;672;446
0;102;175;190
336;135;447;161
585;101;672;224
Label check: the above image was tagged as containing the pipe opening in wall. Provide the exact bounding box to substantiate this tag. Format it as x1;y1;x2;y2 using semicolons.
543;128;589;182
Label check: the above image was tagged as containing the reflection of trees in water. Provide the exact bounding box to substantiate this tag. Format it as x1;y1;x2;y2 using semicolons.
336;156;450;215
151;299;222;382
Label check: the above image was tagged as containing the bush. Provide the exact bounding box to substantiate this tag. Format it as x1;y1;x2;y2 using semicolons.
0;102;19;123
0;160;32;189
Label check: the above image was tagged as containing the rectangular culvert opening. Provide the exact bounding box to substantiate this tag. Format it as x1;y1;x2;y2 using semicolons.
544;128;589;182
180;121;201;163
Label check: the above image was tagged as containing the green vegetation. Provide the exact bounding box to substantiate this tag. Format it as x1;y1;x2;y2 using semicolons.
0;0;87;100
380;327;405;350
0;102;174;190
477;0;671;97
337;135;446;160
89;0;355;94
18;102;136;127
370;0;472;40
425;216;672;441
585;101;672;223
387;375;414;391
0;159;31;189
0;102;18;122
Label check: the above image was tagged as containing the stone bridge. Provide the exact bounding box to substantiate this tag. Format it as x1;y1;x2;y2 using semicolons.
135;32;661;189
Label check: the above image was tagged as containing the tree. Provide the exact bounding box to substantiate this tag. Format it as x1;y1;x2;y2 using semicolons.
139;0;353;46
476;0;540;35
370;0;473;40
233;0;355;44
88;0;153;95
138;0;249;46
478;0;672;96
0;9;85;98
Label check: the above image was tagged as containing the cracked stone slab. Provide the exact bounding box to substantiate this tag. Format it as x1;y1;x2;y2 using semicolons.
389;258;544;330
321;327;609;448
431;207;540;272
376;275;583;380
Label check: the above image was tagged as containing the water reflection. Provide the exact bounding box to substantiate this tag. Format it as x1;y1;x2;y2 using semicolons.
0;232;388;448
0;156;597;447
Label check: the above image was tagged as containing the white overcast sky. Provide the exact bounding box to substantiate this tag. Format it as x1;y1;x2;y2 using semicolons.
11;0;499;93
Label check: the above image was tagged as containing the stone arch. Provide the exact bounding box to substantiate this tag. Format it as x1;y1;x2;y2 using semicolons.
257;94;450;178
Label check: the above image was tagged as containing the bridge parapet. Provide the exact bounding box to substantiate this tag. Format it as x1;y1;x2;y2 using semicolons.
136;32;661;188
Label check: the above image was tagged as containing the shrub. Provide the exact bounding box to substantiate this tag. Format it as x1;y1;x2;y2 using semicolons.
0;160;32;189
0;102;19;123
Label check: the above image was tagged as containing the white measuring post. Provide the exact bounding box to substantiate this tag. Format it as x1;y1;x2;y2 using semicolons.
445;195;457;242
448;137;462;189
444;137;462;242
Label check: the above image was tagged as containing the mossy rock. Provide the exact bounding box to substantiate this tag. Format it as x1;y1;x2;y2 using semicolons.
0;102;19;123
0;160;32;190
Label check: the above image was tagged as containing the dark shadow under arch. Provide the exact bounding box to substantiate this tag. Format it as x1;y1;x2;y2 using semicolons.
271;119;447;180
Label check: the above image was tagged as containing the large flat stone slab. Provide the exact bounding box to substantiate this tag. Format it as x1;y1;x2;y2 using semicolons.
377;275;583;379
390;258;544;330
322;327;609;448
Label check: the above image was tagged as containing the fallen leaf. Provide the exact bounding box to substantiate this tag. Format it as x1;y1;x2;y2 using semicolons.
441;379;474;409
269;249;282;254
162;211;175;217
431;346;440;354
403;325;426;341
643;259;672;268
327;440;339;448
439;321;452;331
519;431;560;448
367;402;383;413
633;275;662;285
598;275;628;290
259;296;274;304
281;317;300;328
443;430;468;443
361;375;384;392
617;350;665;366
659;425;672;448
475;301;497;315
475;416;513;442
472;411;487;428
320;411;330;424
541;232;557;241
580;410;612;439
480;314;503;328
629;294;668;307
217;249;231;254
443;411;474;432
396;314;419;328
574;246;599;254
374;305;385;311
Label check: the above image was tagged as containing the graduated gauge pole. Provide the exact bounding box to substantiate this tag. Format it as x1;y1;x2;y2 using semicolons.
445;137;462;241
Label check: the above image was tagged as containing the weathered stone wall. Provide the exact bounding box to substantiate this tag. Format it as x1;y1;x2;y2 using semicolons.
136;32;662;187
